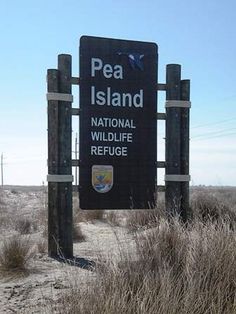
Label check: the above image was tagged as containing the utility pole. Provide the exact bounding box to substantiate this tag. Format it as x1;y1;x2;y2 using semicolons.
1;153;3;187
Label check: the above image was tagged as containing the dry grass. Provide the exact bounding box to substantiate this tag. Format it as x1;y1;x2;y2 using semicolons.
36;207;48;237
73;223;86;242
125;199;166;232
81;209;105;222
191;190;236;227
105;211;122;226
53;188;236;314
10;188;20;195
0;190;6;207
0;235;33;273
126;209;159;232
37;239;48;253
0;186;235;313
74;208;104;223
0;190;8;227
0;205;11;230
14;217;37;234
73;195;105;222
52;217;236;314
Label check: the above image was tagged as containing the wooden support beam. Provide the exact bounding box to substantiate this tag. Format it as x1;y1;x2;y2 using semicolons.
157;112;166;120
57;54;73;258
165;64;182;216
72;159;80;167
71;108;80;115
157;161;166;168
180;79;191;221
71;77;80;85
47;55;73;259
72;185;80;193
157;83;166;91
47;68;60;258
157;185;165;192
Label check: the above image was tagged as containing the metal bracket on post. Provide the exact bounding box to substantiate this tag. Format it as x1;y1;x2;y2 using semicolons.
47;92;73;102
71;77;80;85
157;112;166;120
72;159;80;167
157;83;166;91
165;100;191;108
71;108;80;116
156;161;166;168
157;185;165;192
47;175;74;182
165;175;191;182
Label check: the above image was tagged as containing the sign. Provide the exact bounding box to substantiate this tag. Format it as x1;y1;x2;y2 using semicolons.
79;36;158;209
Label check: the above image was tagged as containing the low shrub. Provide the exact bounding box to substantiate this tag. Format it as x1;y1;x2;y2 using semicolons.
10;189;19;195
191;192;236;226
15;217;36;234
0;235;32;272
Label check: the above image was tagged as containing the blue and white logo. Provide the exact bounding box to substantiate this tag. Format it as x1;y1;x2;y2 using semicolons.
118;52;144;70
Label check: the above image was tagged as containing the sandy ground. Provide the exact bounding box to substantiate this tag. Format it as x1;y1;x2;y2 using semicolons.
0;187;135;314
1;185;235;313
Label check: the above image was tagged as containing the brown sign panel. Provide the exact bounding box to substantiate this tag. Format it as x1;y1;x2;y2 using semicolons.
79;36;158;209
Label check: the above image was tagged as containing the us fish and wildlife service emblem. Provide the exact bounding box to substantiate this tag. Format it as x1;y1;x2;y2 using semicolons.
92;165;113;193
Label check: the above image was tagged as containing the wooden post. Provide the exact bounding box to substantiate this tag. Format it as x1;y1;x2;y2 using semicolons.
47;68;60;257
75;133;78;187
165;64;182;215
47;54;73;259
180;79;190;221
165;65;191;221
57;54;73;258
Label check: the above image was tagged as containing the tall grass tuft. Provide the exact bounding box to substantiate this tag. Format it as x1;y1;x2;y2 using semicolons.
191;191;236;227
126;209;159;232
125;199;166;232
0;235;32;273
54;216;236;314
14;217;37;234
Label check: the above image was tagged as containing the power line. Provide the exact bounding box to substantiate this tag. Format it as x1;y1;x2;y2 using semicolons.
191;132;236;141
191;117;236;129
4;160;45;165
192;127;236;139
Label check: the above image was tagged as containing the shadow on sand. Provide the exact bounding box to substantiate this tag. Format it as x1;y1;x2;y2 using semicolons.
53;255;96;271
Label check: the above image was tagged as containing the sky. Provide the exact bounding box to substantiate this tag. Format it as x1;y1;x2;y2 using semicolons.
0;0;236;186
